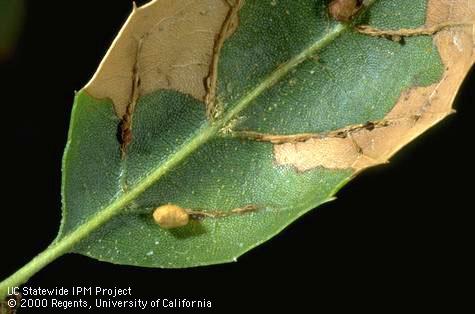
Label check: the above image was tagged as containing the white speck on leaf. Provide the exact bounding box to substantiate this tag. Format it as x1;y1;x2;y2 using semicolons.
453;35;463;52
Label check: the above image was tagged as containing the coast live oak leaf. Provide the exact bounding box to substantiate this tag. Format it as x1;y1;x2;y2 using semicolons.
0;0;473;300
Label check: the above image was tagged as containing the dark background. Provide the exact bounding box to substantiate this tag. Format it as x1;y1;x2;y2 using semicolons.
1;1;473;312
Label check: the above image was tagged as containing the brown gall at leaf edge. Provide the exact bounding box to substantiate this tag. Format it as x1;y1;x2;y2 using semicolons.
328;0;363;22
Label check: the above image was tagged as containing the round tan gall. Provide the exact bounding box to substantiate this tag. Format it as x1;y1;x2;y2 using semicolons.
153;204;190;229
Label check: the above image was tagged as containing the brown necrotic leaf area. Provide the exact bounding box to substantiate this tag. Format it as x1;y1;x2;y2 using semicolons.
85;0;240;118
275;0;474;172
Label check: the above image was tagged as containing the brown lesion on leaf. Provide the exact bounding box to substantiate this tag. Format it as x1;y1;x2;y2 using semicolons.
85;0;243;118
84;0;244;158
229;120;390;144
153;203;258;229
188;204;257;219
356;21;474;42
205;0;244;120
274;0;474;172
273;110;452;171
118;37;143;158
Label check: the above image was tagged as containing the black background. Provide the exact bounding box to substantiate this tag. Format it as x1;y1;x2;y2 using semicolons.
1;1;473;312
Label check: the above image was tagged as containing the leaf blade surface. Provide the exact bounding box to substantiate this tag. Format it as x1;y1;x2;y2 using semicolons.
60;0;473;267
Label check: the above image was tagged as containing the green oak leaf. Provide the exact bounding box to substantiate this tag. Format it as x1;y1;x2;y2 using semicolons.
62;0;442;266
1;0;473;297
